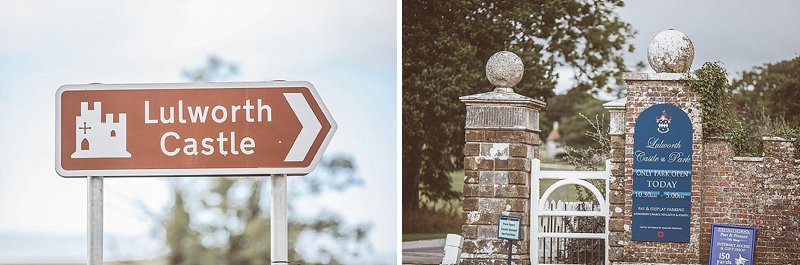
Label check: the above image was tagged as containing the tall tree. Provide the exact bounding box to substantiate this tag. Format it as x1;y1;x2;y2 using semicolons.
730;55;800;126
402;0;635;211
541;88;607;149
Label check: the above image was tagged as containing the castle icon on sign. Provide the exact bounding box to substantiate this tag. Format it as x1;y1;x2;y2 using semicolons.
71;102;131;158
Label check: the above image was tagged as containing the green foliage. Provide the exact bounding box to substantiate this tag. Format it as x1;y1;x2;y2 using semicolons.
731;55;800;158
182;55;238;82
163;180;268;265
681;62;732;138
543;90;608;149
681;62;761;156
763;118;800;138
402;0;635;211
762;118;800;158
727;118;761;157
731;55;800;125
683;60;800;158
405;171;463;235
561;113;610;171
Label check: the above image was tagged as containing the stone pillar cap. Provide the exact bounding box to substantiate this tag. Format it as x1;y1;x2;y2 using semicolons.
603;98;626;110
623;72;694;81
460;90;545;109
486;51;524;90
647;29;695;73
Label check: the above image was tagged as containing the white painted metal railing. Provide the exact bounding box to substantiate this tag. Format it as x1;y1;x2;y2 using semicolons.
531;159;611;265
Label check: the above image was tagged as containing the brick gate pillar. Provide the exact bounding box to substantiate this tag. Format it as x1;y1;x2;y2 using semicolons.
605;73;704;264
459;51;545;265
619;72;704;264
602;29;706;265
603;98;627;262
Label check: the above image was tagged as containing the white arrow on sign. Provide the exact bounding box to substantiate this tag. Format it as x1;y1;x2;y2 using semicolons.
283;93;322;162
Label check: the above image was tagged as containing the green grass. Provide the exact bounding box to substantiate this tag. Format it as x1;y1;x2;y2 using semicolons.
418;170;465;215
539;179;579;201
402;233;450;242
450;170;465;193
402;208;462;235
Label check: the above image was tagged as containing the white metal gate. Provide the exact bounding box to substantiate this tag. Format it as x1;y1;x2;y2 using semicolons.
530;159;611;265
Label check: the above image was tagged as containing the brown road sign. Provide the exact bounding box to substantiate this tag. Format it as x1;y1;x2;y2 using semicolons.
55;81;336;177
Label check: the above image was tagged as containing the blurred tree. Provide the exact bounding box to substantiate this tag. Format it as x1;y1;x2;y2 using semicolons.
402;0;635;211
730;55;800;126
541;88;606;150
559;97;606;148
158;56;371;264
182;54;239;82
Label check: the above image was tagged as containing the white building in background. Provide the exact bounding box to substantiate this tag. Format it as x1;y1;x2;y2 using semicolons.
71;102;131;158
541;121;565;159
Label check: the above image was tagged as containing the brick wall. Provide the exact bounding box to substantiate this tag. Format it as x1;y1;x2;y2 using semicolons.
609;72;800;264
700;138;800;264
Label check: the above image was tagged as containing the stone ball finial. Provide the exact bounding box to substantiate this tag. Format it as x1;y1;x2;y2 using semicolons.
647;29;695;73
486;51;523;91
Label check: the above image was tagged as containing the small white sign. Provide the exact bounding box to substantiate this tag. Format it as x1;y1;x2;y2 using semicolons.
498;215;521;240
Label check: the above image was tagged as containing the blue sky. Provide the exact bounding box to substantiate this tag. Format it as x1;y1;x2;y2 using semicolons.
0;1;396;263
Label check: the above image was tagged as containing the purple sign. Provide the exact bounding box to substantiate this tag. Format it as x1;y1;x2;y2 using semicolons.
709;224;756;265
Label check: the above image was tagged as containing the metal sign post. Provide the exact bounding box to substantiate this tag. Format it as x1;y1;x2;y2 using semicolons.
498;215;521;265
271;174;288;264
506;239;512;265
87;176;103;265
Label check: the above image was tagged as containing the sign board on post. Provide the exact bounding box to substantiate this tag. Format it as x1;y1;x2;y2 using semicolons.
56;81;336;265
55;81;336;177
709;224;756;265
631;103;693;242
498;215;521;240
498;215;521;265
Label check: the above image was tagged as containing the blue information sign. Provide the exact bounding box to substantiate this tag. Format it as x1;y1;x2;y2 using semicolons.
709;224;755;265
632;103;693;242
